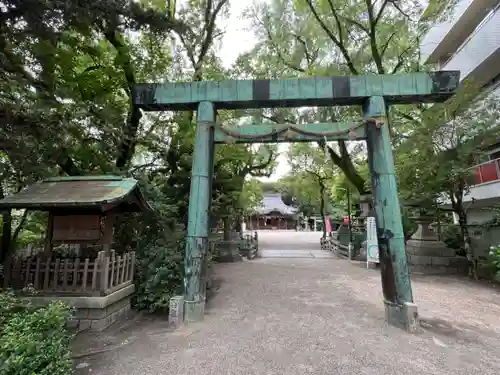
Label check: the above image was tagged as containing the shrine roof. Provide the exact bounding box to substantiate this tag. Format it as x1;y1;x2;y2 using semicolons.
0;175;153;213
257;194;297;216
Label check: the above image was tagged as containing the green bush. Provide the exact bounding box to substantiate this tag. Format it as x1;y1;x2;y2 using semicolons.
0;291;31;328
134;233;185;313
401;207;417;241
112;179;189;314
441;225;462;250
489;244;500;280
0;292;73;375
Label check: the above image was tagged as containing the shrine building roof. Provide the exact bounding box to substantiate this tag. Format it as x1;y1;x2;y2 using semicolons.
0;175;153;213
257;194;297;216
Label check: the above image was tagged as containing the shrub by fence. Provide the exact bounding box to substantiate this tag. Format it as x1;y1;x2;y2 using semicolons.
0;292;73;375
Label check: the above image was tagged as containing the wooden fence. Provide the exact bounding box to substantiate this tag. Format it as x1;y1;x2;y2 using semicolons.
3;250;135;296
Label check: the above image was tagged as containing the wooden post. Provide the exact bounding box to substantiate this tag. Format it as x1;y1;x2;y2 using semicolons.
101;213;115;256
183;101;214;323
82;258;89;292
44;213;54;255
129;251;136;281
99;250;110;295
3;257;11;289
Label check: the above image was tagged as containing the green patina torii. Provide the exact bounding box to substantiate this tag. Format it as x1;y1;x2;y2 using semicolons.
133;71;460;331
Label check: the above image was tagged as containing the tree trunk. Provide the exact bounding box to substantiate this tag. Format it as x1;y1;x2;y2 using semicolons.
453;197;476;279
0;184;12;263
326;145;368;194
234;214;242;233
223;217;231;241
1;210;12;264
339;158;368;195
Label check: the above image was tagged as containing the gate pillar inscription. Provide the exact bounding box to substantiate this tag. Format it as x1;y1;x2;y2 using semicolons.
364;96;419;332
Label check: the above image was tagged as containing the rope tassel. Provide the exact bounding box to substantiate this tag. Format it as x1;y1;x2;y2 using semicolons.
283;128;295;140
348;128;357;140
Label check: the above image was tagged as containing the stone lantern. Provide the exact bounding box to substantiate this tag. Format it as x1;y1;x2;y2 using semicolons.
405;209;467;274
354;193;372;231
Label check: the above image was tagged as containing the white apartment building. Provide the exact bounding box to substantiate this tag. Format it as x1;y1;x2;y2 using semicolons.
420;0;500;224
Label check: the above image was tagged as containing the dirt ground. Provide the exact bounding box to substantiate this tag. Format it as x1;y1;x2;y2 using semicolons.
73;257;500;375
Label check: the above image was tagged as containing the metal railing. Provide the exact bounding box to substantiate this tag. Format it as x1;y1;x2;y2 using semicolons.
469;157;500;185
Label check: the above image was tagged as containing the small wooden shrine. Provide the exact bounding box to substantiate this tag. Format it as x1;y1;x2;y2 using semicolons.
0;175;153;331
0;175;151;256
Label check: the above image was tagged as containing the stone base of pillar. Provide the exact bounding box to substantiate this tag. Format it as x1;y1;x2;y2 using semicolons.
184;297;206;323
384;300;419;333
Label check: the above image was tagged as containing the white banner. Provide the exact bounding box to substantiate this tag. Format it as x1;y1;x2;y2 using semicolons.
366;217;379;265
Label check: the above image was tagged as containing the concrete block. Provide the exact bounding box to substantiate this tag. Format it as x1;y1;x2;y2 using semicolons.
109;313;117;326
111;311;119;324
87;307;107;320
403;302;420;333
121;306;129;318
90;318;108;332
184;297;205;324
449;257;468;267
116;306;124;320
116;297;130;311
79;319;91;331
406;241;455;257
431;257;451;266
405;247;418;256
25;284;135;310
106;302;120;316
384;300;420;333
169;295;184;326
74;308;89;319
409;255;432;266
67;318;79;329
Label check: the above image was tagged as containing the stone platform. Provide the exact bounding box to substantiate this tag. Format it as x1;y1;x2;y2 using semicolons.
406;217;469;275
27;284;134;332
406;253;469;275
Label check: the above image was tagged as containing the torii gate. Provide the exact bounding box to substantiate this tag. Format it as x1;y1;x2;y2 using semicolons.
133;71;460;331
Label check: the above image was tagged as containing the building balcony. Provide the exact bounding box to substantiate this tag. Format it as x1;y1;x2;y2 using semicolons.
421;0;500;66
462;157;500;204
438;157;500;209
441;5;500;86
472;158;500;185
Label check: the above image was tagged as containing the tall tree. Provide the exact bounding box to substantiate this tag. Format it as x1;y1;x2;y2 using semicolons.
237;0;454;193
396;83;500;277
286;143;337;237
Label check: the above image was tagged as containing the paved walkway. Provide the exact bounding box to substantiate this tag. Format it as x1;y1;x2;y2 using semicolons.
74;256;500;375
257;231;333;258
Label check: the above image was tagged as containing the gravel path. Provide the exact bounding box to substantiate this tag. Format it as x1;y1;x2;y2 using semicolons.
74;257;500;375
